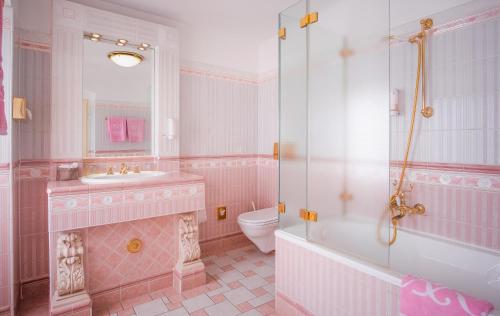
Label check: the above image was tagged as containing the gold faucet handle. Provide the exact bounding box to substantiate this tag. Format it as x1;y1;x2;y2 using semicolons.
106;167;114;175
120;163;129;175
133;165;140;173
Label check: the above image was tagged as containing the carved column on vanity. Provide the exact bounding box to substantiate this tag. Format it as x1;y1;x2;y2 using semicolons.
173;214;206;293
51;232;91;315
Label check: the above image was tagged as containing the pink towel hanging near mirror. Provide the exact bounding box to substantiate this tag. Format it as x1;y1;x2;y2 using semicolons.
126;117;145;143
106;116;127;142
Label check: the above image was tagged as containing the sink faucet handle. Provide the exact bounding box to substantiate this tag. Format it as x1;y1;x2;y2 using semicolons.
106;166;114;175
120;163;128;175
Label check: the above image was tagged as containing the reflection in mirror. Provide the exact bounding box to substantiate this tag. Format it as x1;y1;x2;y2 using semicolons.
83;34;154;157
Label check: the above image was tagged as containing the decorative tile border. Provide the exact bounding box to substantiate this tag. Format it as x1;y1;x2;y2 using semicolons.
390;167;500;192
48;183;205;232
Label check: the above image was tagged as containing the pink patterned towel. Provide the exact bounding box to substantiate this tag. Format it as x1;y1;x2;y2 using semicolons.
401;275;494;316
106;116;127;142
126;117;145;143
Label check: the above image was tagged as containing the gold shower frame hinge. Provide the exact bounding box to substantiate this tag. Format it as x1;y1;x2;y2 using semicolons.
278;202;286;214
299;208;317;222
278;27;286;40
273;142;279;160
300;12;318;28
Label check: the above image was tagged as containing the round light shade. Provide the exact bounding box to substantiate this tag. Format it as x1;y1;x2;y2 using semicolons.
107;51;144;67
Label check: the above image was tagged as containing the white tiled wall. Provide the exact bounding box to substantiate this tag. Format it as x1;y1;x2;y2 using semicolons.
179;70;259;156
390;16;500;165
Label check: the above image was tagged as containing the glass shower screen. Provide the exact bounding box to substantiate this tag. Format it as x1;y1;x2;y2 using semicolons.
279;0;391;266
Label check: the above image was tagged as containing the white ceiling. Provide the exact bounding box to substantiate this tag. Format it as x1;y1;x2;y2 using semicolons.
80;0;297;42
69;0;298;73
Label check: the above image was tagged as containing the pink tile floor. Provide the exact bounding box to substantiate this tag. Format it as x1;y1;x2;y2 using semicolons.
18;245;276;316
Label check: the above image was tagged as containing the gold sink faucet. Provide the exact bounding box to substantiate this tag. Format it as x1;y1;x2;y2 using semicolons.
120;163;129;175
106;166;114;175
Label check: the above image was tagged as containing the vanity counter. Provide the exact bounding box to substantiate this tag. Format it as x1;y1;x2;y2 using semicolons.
47;171;205;232
47;171;203;196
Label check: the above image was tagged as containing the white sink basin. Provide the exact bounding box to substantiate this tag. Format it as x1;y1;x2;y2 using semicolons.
80;171;167;184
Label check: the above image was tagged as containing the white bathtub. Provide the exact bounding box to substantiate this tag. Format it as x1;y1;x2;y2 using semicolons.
276;219;500;315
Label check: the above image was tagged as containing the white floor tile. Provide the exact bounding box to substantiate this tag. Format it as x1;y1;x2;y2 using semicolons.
181;294;214;313
225;249;247;258
217;270;245;284
206;282;231;297
262;283;275;294
204;301;240;316
213;256;236;267
133;298;168;316
223;287;256;305
253;265;274;278
248;293;274;307
205;264;223;276
232;260;257;273
160;307;189;316
239;275;268;290
239;310;262;316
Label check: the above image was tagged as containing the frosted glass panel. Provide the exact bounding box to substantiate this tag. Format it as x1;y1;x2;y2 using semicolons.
307;0;391;266
278;0;307;237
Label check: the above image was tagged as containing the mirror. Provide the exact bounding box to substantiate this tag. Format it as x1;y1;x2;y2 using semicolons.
82;35;154;157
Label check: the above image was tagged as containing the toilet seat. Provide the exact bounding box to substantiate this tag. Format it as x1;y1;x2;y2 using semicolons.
238;207;278;226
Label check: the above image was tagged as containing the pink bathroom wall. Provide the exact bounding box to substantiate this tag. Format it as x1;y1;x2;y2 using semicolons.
178;67;279;242
257;157;278;210
179;156;258;242
256;75;279;210
275;235;400;316
391;165;500;251
389;8;500;252
179;67;259;156
257;76;278;155
0;167;11;313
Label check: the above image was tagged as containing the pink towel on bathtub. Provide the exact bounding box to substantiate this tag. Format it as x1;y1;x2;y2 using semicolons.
126;117;145;143
106;116;127;142
400;275;494;316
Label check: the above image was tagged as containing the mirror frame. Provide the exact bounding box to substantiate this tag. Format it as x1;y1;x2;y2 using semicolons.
51;0;179;159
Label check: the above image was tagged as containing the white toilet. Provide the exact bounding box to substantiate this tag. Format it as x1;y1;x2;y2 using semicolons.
237;207;278;253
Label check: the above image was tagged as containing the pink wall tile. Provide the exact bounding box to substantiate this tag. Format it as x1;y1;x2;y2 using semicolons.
179;72;258;156
179;156;259;242
0;171;12;311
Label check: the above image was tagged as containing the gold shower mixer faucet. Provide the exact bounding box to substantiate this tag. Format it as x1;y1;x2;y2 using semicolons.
389;191;425;225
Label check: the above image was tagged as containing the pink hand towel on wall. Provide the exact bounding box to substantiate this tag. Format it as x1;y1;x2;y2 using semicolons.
126;117;145;143
400;275;494;316
106;116;127;142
